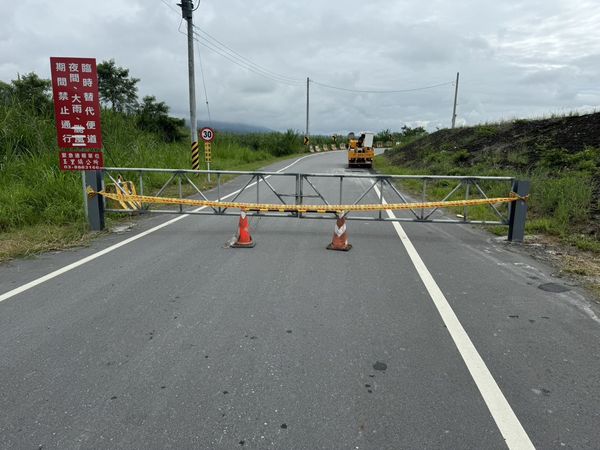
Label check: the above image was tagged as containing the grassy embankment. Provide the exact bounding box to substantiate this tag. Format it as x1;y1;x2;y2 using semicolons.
0;104;308;261
377;113;600;253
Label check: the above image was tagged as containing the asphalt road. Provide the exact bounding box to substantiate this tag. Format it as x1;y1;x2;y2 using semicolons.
1;151;599;449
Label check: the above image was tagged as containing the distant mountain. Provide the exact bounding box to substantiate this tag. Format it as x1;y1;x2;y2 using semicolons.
195;120;273;134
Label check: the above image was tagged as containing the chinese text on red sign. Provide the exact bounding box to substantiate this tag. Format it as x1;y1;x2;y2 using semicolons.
59;151;104;171
50;57;103;149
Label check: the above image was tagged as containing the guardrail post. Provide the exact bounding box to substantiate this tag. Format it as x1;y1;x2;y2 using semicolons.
296;174;303;218
508;179;530;242
295;174;301;206
85;170;105;231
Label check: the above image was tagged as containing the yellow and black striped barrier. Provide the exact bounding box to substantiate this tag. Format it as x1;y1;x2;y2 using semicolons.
191;141;200;170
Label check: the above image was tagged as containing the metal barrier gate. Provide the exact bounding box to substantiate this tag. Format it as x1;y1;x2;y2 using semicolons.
83;168;529;242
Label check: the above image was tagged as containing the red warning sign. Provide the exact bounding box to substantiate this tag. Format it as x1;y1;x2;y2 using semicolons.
50;57;103;150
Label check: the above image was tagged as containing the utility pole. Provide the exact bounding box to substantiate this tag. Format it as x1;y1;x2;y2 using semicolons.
179;0;199;172
451;72;459;129
305;77;310;142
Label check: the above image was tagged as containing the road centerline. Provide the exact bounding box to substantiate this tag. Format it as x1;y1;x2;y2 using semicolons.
373;184;534;450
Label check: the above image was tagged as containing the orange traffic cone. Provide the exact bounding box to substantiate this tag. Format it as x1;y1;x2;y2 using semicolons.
327;216;352;251
231;210;255;248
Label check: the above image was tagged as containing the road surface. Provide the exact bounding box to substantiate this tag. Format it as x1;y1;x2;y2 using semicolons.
1;151;599;449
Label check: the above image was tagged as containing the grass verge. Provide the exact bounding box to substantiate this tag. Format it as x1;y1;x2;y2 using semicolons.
0;153;306;263
375;151;600;300
0;223;93;262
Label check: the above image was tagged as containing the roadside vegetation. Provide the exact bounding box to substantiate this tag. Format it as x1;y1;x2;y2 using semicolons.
0;62;307;261
306;126;427;149
378;115;600;297
3;60;598;271
378;113;600;252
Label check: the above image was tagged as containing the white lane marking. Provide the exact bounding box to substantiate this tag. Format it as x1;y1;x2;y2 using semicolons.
0;153;318;303
373;185;534;450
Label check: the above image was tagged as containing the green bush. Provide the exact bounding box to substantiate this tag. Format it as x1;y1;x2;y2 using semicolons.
452;149;471;165
506;150;529;167
474;125;498;138
538;146;600;172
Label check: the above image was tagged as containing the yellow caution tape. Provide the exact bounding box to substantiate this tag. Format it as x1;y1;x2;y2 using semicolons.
90;187;527;215
102;181;142;210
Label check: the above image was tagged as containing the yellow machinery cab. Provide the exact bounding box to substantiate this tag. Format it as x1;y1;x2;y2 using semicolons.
348;131;374;168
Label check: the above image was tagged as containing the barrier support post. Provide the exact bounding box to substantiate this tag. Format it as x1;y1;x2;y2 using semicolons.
85;170;105;231
508;179;529;242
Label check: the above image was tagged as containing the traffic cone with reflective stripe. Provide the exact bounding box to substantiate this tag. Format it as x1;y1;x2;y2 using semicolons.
231;210;255;248
327;216;352;251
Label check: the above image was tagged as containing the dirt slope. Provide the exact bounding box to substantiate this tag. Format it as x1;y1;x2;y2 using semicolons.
395;112;600;161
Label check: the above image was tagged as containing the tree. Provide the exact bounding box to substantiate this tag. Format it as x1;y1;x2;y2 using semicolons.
376;129;392;142
136;96;184;142
97;59;139;113
10;73;52;115
400;125;427;138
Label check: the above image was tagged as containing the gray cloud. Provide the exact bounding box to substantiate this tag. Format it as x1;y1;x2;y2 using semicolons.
1;0;598;133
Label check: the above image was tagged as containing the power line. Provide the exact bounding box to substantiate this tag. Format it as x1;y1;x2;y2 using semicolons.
195;40;212;124
174;21;303;86
162;0;303;86
190;28;303;85
193;25;303;84
186;27;304;86
310;79;455;94
160;0;180;15
190;34;303;86
161;0;454;94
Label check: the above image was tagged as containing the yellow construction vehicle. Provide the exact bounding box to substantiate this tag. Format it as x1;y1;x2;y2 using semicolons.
347;131;375;168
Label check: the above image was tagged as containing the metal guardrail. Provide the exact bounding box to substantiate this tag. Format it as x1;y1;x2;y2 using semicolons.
83;168;529;241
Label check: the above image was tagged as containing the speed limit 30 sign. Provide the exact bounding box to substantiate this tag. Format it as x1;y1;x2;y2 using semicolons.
200;127;215;143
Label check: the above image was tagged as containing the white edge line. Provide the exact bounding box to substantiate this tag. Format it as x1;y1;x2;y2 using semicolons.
0;153;318;303
373;185;535;450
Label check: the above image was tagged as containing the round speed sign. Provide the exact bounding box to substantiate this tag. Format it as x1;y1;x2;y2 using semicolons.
200;127;215;143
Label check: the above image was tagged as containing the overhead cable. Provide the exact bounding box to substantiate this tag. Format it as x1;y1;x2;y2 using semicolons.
188;33;303;86
187;28;303;86
161;0;454;93
160;0;180;15
162;0;303;86
195;41;212;124
310;79;455;94
173;21;303;86
193;25;303;84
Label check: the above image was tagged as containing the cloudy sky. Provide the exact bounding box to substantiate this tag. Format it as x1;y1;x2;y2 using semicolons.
2;0;599;133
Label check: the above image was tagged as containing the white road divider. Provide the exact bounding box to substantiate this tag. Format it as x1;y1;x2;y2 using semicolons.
373;184;535;450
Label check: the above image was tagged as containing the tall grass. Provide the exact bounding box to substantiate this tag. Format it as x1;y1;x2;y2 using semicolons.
377;142;598;246
529;171;593;233
0;102;307;233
